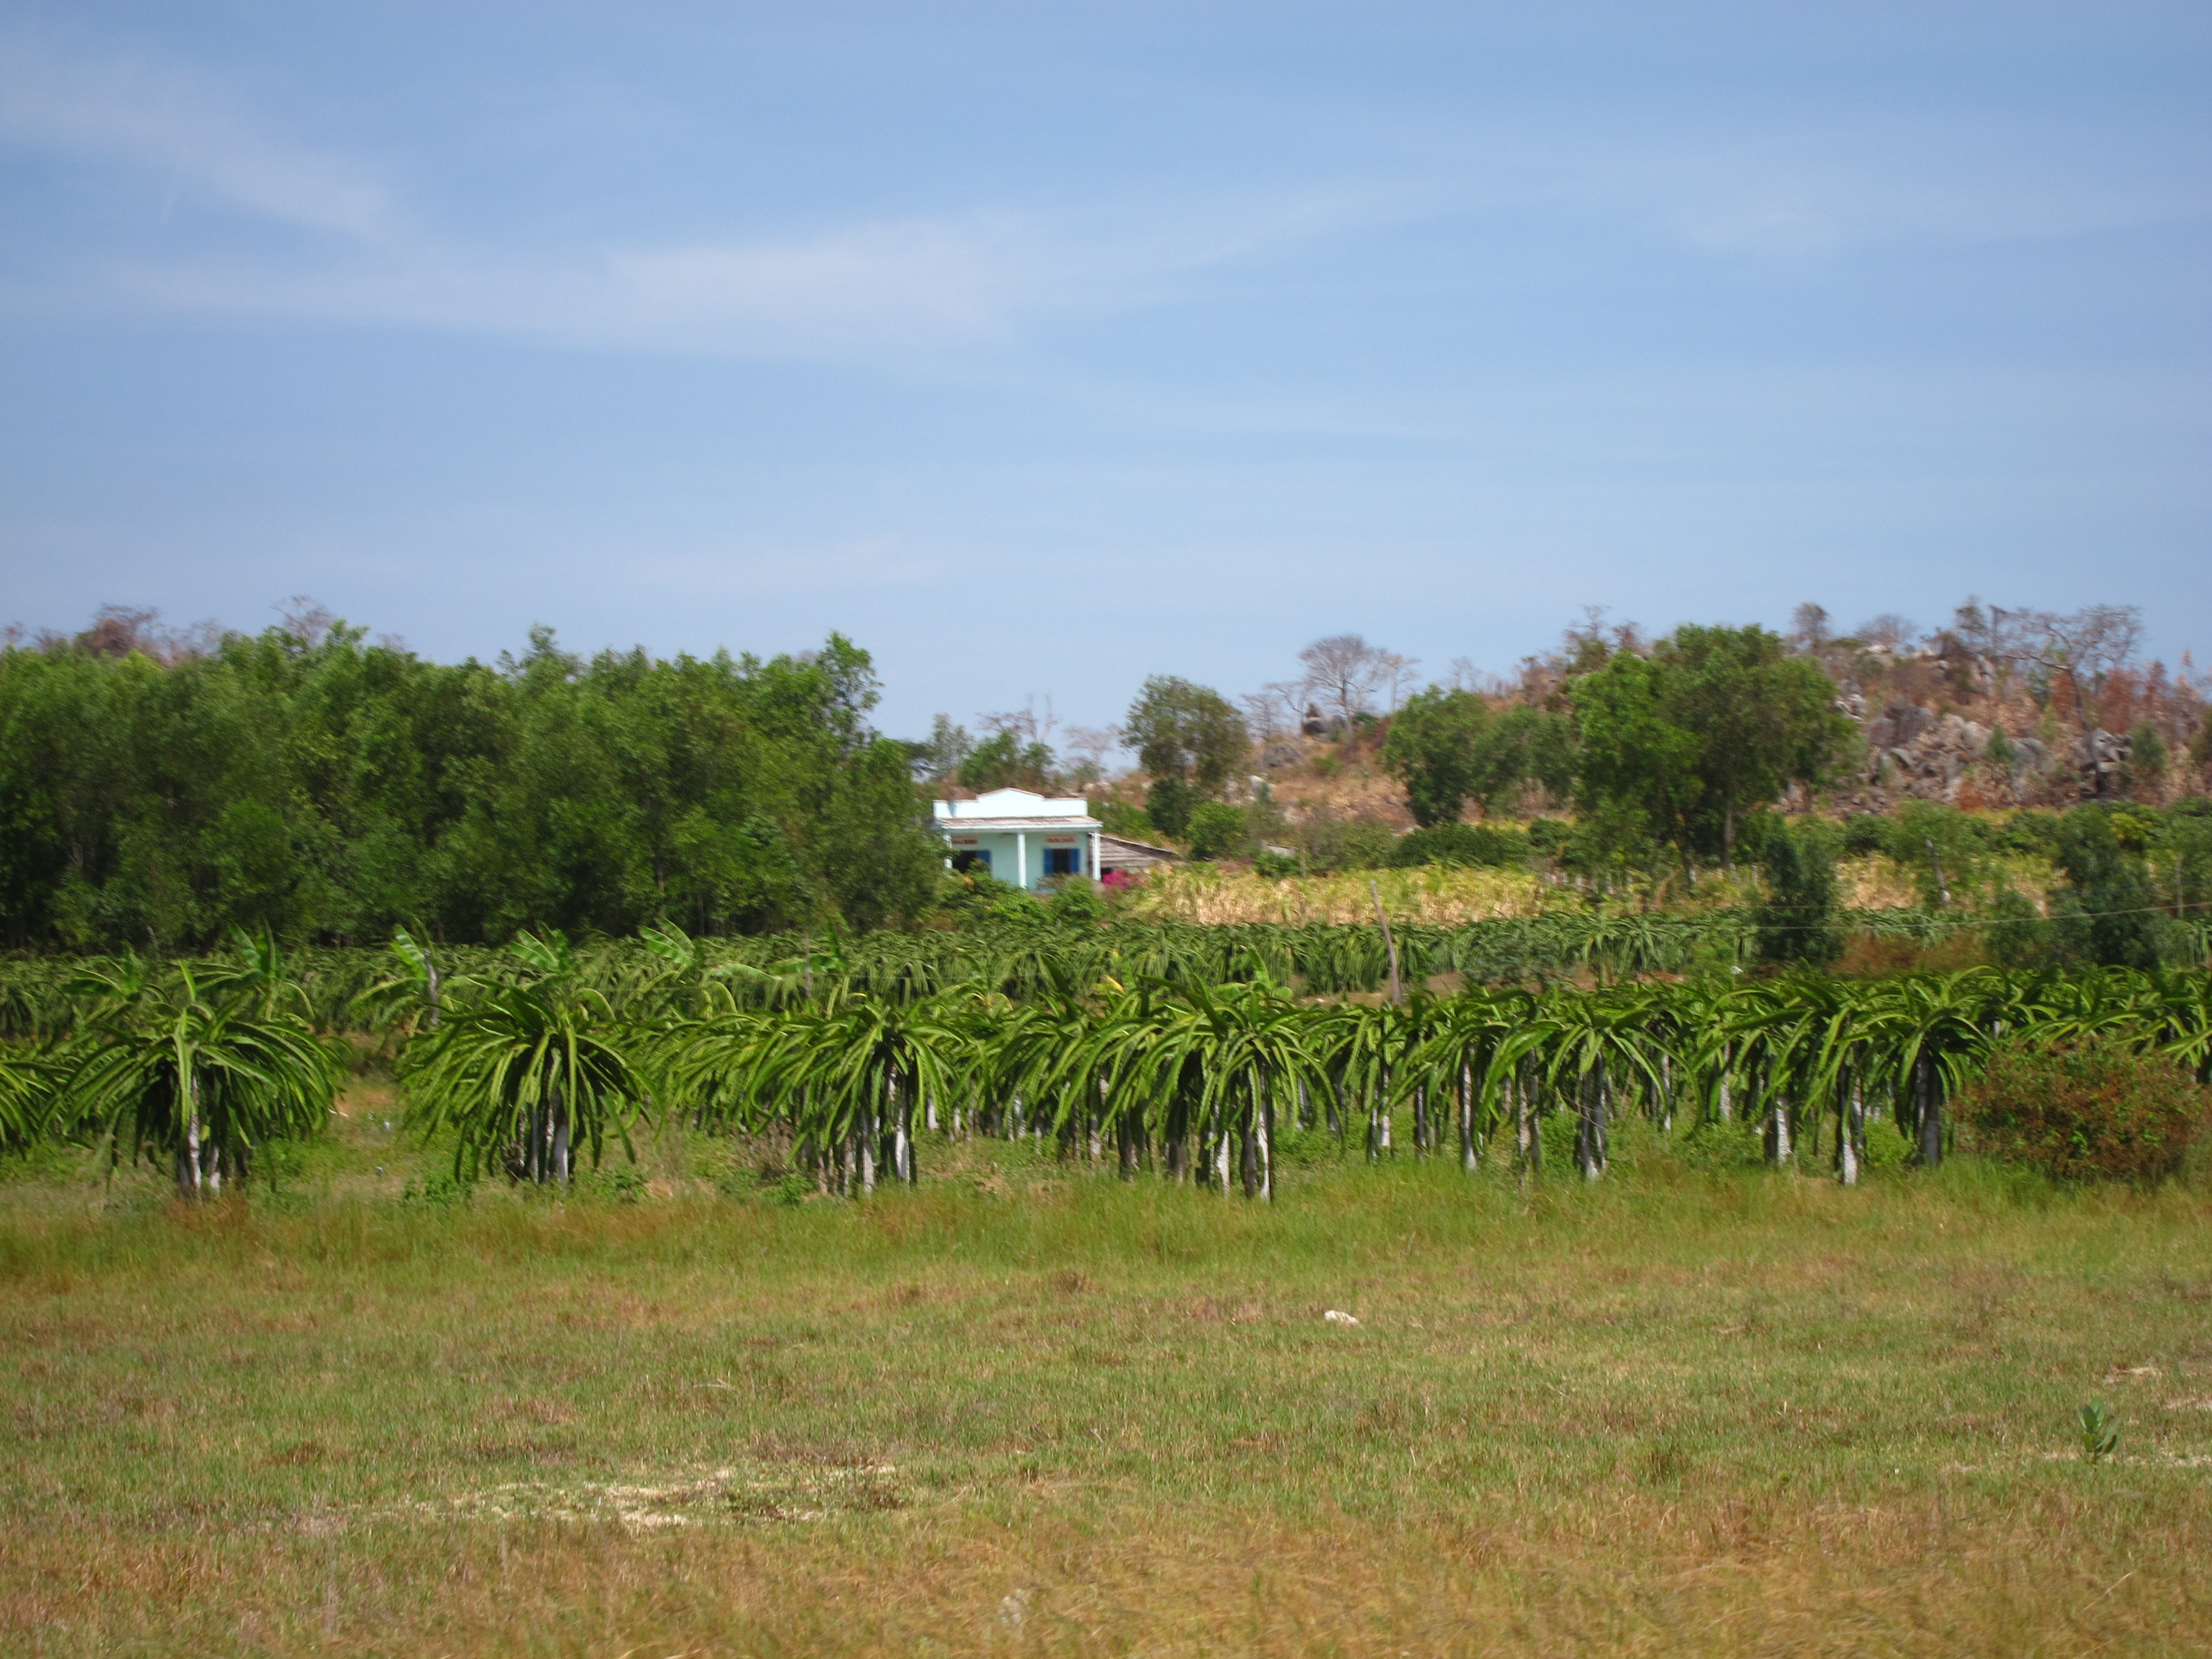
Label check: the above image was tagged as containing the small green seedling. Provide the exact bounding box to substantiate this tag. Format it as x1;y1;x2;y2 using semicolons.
2078;1399;2120;1464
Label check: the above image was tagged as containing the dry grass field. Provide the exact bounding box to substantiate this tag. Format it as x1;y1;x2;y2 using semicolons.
1120;861;1581;926
2;1100;2208;1658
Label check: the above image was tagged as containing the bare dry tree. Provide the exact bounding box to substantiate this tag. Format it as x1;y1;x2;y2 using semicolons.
68;605;227;665
1959;602;2144;734
1555;605;1645;668
1297;634;1390;728
1854;613;1921;654
1376;649;1421;712
2036;605;2143;732
1239;680;1308;737
1789;603;1831;654
1061;723;1124;785
978;694;1057;747
276;595;338;648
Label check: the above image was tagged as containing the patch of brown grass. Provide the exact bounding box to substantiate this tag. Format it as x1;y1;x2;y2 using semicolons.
1;1139;2207;1656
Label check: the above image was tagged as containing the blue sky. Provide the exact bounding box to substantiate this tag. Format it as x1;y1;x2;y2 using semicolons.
2;1;2207;741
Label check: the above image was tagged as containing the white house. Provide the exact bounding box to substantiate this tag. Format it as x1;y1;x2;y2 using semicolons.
933;788;1104;891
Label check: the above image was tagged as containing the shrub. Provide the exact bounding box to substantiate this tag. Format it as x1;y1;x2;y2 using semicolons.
1956;1037;2211;1182
1986;889;2062;970
1186;802;1249;861
1095;799;1156;842
1145;777;1196;839
1048;878;1106;923
2001;810;2062;858
1753;820;1843;968
1296;812;1396;871
1390;823;1529;869
2124;719;2167;796
1335;821;1398;870
585;1165;648;1203
1524;819;1571;859
1840;814;1888;857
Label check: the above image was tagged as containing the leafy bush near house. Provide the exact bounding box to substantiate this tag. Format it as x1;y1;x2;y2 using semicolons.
1185;802;1250;861
1094;799;1158;842
1956;1037;2211;1182
1048;878;1107;923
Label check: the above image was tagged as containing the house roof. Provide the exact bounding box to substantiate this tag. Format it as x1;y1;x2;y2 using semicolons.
1098;833;1179;859
934;786;1093;817
932;788;1100;831
934;816;1101;833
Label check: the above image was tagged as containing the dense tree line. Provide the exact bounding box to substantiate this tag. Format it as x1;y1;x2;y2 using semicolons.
0;622;940;950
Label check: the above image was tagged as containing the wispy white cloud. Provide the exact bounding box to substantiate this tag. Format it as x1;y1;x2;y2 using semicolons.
0;35;388;236
124;213;1074;357
5;30;2202;364
108;187;1427;361
0;33;1436;360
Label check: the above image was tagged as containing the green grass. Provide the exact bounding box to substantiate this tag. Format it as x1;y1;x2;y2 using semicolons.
2;1092;2210;1657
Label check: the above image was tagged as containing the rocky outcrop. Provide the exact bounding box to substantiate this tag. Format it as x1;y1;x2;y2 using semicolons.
1863;699;1987;800
2076;726;2130;796
1833;696;2123;811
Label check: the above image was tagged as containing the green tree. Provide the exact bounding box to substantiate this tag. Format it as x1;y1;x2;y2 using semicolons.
1380;687;1488;828
1144;777;1198;839
958;729;1055;793
911;714;974;785
2156;802;2212;923
0;621;938;946
1752;819;1845;968
1883;801;1995;911
1571;649;1704;868
1659;625;1851;868
2123;720;2167;798
1186;801;1250;861
1574;625;1849;871
1125;677;1248;837
1470;706;1579;813
2047;808;2172;968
